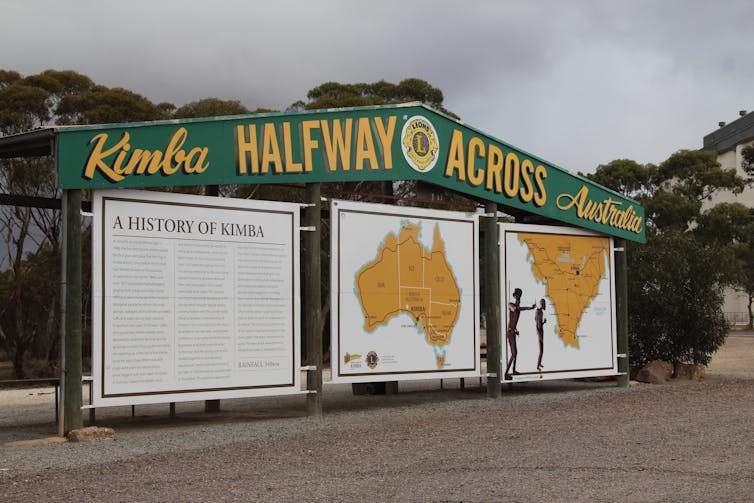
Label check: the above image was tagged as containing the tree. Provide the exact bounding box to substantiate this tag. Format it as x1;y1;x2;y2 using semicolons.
0;69;88;377
587;151;745;232
627;231;729;366
289;78;467;206
697;203;754;329
741;144;754;181
56;86;169;125
1;69;177;377
301;78;457;118
173;98;250;119
585;150;750;369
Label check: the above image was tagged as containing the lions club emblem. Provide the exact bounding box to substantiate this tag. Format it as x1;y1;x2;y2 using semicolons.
401;116;439;173
365;351;379;369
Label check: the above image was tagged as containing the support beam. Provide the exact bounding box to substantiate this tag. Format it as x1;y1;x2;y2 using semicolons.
484;203;502;398
62;189;83;433
304;184;323;416
615;239;630;387
204;184;220;413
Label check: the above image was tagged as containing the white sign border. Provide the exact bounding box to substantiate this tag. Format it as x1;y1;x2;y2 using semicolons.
498;222;618;383
92;189;302;406
330;199;480;383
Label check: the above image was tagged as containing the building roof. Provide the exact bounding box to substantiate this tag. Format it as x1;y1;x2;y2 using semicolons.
703;111;754;154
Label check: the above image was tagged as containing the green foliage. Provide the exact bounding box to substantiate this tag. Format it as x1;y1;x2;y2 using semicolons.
698;203;754;328
658;149;745;202
282;78;467;209
742;144;754;181
627;231;729;366
56;86;170;125
173;98;251;118
0;82;51;134
302;78;457;118
587;150;745;232
587;150;751;368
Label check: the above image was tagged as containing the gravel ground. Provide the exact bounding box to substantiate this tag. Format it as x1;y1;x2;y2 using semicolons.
1;335;752;502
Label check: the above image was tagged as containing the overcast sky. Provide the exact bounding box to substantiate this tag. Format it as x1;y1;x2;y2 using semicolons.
2;0;752;174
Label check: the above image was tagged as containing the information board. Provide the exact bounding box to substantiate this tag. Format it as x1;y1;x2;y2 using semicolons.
500;223;617;382
331;200;480;383
92;190;300;406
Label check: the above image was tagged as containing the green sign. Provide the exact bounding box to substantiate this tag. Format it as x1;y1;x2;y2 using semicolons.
56;103;645;242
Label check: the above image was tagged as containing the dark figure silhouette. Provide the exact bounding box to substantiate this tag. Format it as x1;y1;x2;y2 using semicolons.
504;288;535;379
535;298;547;371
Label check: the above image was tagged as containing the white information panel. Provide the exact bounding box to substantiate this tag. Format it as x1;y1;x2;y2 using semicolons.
499;223;617;382
331;200;480;383
92;190;300;406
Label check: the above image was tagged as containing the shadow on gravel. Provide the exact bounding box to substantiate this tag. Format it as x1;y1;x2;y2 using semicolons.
1;377;623;441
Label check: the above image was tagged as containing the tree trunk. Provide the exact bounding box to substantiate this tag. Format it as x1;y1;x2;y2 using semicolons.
8;340;26;379
748;292;753;330
13;272;26;379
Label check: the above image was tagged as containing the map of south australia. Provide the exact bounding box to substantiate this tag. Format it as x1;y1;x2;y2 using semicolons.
517;233;610;348
355;222;460;368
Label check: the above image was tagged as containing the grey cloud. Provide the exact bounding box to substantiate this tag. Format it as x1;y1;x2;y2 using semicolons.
1;0;751;172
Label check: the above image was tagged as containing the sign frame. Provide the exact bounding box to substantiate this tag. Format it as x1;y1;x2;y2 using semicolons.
92;189;302;406
499;222;618;383
330;199;481;383
53;103;645;243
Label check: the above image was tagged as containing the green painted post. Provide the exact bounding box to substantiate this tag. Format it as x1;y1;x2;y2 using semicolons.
615;239;630;387
304;184;323;416
484;203;501;398
204;184;221;413
63;189;83;433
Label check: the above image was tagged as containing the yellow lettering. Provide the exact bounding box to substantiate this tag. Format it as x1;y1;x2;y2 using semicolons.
320;119;352;171
282;122;302;173
184;147;209;174
235;125;258;175
111;144;132;176
84;132;130;181
444;130;466;181
160;127;188;175
261;123;283;173
533;165;547;206
83;127;209;182
504;153;520;197
556;186;589;216
519;159;535;202
374;116;396;169
486;145;504;193
355;117;378;170
466;137;485;186
123;149;162;175
556;185;643;234
301;120;319;172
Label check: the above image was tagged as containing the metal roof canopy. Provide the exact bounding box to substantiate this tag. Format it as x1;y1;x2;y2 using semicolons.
0;102;636;432
0;103;645;242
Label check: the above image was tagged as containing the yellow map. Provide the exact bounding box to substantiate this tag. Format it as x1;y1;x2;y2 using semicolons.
356;222;460;368
517;233;609;348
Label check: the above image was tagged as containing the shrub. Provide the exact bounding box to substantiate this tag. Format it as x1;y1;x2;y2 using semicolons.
627;231;729;368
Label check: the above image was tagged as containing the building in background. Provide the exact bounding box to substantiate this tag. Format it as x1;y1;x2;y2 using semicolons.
703;110;754;325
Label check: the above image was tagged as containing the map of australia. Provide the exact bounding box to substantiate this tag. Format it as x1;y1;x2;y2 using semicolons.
517;233;609;348
355;222;460;368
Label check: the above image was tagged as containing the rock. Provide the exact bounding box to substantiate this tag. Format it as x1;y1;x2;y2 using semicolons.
674;363;706;381
635;360;673;384
67;426;116;442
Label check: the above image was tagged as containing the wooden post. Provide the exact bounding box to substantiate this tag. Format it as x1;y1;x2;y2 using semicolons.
204;184;221;413
484;203;501;398
615;239;630;387
62;189;83;433
304;184;323;416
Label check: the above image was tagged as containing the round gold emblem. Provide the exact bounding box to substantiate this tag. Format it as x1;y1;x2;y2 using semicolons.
365;351;379;369
401;116;439;173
